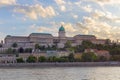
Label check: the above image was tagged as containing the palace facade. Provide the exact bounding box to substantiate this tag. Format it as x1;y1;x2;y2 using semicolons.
3;25;106;48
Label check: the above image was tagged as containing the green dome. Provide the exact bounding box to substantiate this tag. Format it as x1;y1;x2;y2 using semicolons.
59;25;65;31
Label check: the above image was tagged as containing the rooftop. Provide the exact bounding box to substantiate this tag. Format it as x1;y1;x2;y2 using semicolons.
29;33;52;36
75;34;96;37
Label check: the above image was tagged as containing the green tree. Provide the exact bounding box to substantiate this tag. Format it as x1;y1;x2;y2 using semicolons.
26;55;37;63
110;48;120;55
12;42;18;48
51;45;57;50
105;39;111;45
58;57;69;62
16;57;24;63
35;44;40;49
25;48;32;53
46;45;51;50
48;56;58;62
110;55;120;61
68;53;75;62
12;49;17;54
98;56;107;62
18;47;24;53
95;44;104;50
74;45;85;53
38;56;46;62
81;52;98;62
6;48;13;54
39;46;45;51
82;40;94;49
65;41;72;48
0;44;2;48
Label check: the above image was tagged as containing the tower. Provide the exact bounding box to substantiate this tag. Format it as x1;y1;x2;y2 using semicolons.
58;25;66;38
58;25;67;48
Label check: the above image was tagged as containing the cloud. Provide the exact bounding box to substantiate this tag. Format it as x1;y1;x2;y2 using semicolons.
91;10;120;23
14;4;56;20
60;5;66;12
54;0;66;12
0;0;16;7
73;15;78;19
82;5;92;13
91;10;105;19
90;0;120;6
76;16;120;40
54;0;66;5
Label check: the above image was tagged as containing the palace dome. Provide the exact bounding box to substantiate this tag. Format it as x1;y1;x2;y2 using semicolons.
59;25;65;31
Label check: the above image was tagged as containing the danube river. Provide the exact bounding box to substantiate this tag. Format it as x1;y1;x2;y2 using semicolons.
0;67;120;80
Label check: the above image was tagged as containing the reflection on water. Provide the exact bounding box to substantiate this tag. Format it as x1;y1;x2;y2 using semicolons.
0;67;120;80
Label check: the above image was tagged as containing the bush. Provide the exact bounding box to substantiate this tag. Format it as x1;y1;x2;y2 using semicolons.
81;52;98;62
18;47;24;53
38;56;46;62
57;57;69;62
48;56;58;62
16;58;24;63
26;55;37;63
68;53;75;62
25;48;32;53
98;56;107;62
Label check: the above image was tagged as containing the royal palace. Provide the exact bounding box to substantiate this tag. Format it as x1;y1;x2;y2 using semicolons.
2;25;106;49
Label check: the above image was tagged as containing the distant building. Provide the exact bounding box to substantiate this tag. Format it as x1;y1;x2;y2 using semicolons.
3;25;107;49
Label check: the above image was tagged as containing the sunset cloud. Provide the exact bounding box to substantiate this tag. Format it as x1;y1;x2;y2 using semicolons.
82;5;93;13
14;4;56;20
0;0;16;6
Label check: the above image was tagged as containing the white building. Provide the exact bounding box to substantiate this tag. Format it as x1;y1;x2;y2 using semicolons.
3;25;107;49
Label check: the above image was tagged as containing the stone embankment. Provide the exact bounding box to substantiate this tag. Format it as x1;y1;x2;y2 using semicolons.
0;62;120;68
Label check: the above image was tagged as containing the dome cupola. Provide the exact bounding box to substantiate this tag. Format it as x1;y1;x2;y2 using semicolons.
59;25;65;31
58;25;66;38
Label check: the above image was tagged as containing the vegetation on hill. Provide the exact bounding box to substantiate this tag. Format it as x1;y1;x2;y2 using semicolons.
0;40;120;62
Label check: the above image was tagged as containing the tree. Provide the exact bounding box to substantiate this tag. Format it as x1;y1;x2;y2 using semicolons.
38;56;46;62
58;57;69;62
75;45;85;53
0;44;2;48
110;48;120;55
12;42;18;48
48;56;58;62
26;55;37;63
18;47;24;53
40;46;45;51
6;48;13;54
81;52;98;62
16;58;24;63
98;56;107;62
12;49;17;54
95;44;104;50
68;53;75;62
64;41;72;48
35;44;40;49
46;45;51;50
82;40;94;49
110;55;120;61
25;48;32;53
51;45;57;50
105;39;111;45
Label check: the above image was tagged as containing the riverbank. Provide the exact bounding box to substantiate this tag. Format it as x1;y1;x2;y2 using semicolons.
0;62;120;68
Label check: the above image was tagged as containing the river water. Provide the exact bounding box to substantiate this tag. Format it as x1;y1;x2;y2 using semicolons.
0;67;120;80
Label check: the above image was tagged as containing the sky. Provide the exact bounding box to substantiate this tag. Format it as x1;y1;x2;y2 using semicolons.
0;0;120;41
